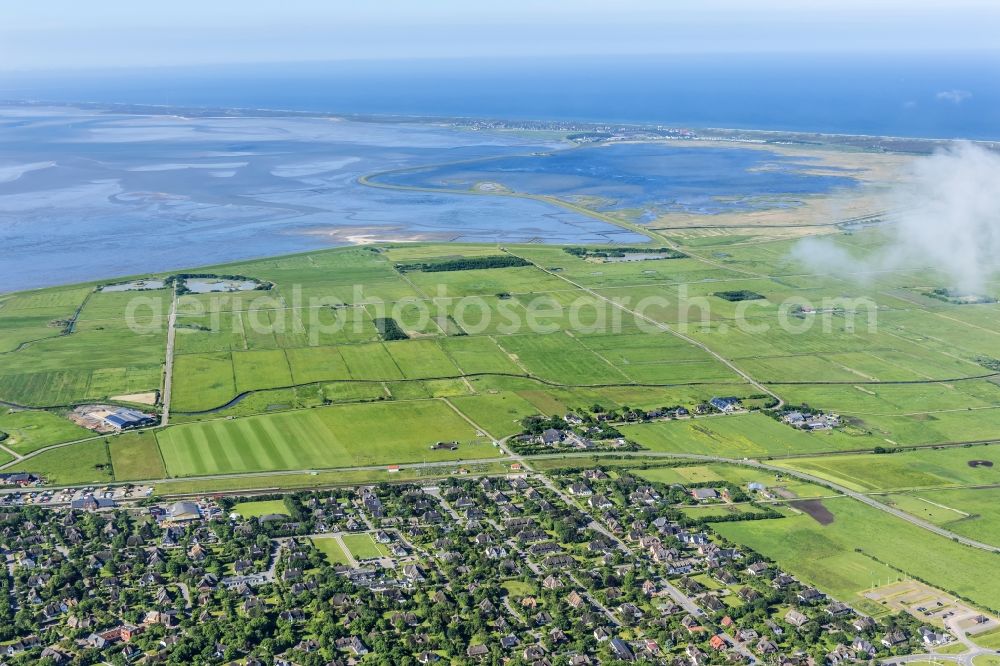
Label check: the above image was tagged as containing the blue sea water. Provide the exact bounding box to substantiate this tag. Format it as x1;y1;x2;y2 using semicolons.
1;53;997;292
2;53;999;139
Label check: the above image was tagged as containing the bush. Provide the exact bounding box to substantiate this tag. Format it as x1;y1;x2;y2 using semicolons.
714;290;764;302
373;318;409;341
563;246;686;259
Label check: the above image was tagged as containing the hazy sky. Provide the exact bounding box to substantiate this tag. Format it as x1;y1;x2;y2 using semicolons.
3;0;1000;71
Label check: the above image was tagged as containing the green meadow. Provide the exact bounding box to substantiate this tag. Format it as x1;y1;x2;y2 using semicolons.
887;487;1000;548
233;499;289;518
635;462;829;498
0;409;92;455
714;496;1000;614
312;537;351;565
0;235;997;517
776;444;1000;492
108;432;166;481
7;440;113;485
621;412;878;458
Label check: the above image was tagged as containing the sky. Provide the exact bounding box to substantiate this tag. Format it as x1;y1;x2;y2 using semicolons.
3;0;1000;71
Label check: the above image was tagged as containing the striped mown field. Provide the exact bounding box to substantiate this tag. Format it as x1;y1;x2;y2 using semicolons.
155;399;495;477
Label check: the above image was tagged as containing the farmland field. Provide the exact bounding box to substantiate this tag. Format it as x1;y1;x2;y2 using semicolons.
171;352;237;412
886;487;1000;548
4;236;998;488
448;392;541;439
621;412;879;458
635;463;830;498
108;431;166;481
2;238;998;506
7;440;113;485
776;444;1000;492
714;496;1000;615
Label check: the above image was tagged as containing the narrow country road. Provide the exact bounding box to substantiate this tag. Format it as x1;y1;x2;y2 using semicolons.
0;441;21;461
160;286;179;426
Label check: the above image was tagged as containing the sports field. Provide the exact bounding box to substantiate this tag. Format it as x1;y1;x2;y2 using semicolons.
156;399;495;477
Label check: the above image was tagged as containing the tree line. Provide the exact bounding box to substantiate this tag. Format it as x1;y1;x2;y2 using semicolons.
394;256;529;272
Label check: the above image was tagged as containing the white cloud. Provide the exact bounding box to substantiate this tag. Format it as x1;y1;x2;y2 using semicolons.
792;142;1000;293
936;89;973;104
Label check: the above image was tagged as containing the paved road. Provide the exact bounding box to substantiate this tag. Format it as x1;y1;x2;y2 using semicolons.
0;441;21;461
175;582;192;609
160;287;179;426
4;441;997;554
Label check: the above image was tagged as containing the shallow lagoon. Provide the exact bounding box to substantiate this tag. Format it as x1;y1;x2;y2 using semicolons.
184;279;259;293
375;142;860;217
101;279;166;292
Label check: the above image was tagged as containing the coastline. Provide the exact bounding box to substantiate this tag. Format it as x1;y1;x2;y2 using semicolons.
3;98;995;151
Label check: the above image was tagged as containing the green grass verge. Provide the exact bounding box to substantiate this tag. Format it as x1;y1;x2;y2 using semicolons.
312;537;351;565
342;533;389;560
149;461;509;495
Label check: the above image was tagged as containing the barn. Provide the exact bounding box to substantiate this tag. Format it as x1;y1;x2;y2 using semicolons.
101;408;156;431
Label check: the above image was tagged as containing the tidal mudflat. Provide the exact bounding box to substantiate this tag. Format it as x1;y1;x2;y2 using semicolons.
0;106;871;293
0;106;642;292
